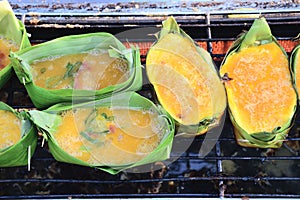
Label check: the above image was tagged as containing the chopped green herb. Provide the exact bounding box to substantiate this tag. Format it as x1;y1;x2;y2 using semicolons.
101;113;114;121
84;110;110;135
107;116;114;121
85;109;97;126
80;131;107;145
45;76;61;88
85;128;110;135
101;113;108;119
40;67;46;74
63;61;82;79
79;145;90;151
80;131;96;143
97;130;110;134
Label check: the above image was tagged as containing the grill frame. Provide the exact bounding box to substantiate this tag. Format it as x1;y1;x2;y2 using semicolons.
0;8;300;199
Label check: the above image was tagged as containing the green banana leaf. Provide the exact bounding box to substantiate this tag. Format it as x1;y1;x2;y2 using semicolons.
220;17;297;148
147;16;226;136
229;109;291;148
222;17;287;62
159;17;218;72
29;92;174;174
0;102;37;167
0;0;31;89
291;42;300;98
10;32;142;109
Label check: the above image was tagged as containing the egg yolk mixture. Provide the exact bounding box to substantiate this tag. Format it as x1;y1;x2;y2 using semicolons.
0;110;22;150
53;107;166;166
30;52;130;90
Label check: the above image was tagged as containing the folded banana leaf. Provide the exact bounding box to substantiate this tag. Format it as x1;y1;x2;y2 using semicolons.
291;42;300;99
29;92;174;174
0;0;31;89
146;16;227;136
10;32;142;109
220;17;297;148
0;102;37;167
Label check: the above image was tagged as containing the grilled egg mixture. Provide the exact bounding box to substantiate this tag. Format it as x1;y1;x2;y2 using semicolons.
0;38;19;70
30;52;130;90
0;110;22;150
53;107;166;166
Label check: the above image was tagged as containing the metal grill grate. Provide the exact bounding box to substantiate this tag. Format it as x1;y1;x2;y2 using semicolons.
0;9;300;199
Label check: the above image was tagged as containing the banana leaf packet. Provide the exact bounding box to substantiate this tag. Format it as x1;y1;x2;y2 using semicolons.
29;92;174;174
0;0;31;89
10;32;142;109
0;102;37;167
219;17;297;148
146;16;227;136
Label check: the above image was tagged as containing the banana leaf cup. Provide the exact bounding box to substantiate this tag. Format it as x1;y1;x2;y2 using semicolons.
29;92;174;174
10;32;142;109
219;17;297;148
0;102;37;167
0;0;31;89
146;16;227;136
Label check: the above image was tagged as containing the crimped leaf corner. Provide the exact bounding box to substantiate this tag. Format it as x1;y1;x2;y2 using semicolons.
221;17;280;62
240;17;273;50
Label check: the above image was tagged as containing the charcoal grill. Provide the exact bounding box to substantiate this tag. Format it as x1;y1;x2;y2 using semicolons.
0;3;300;199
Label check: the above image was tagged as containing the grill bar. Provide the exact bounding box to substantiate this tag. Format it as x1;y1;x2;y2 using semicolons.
30;154;300;161
16;10;300;31
2;175;300;184
0;194;221;199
